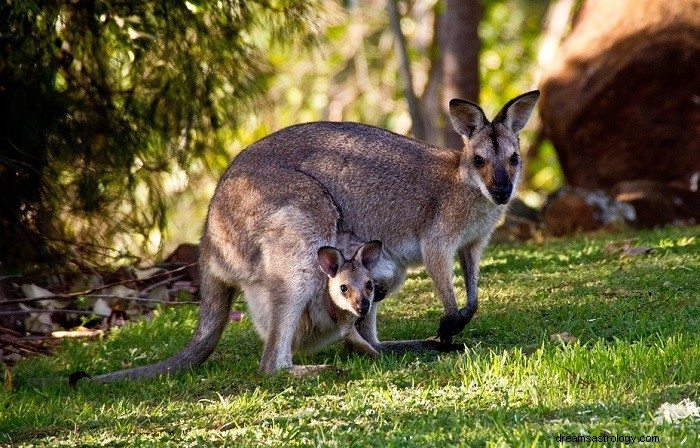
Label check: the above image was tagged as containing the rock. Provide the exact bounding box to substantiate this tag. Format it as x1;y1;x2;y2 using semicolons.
612;179;700;227
542;187;635;236
539;0;700;190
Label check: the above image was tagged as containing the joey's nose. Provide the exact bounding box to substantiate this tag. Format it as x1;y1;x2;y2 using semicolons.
491;185;512;204
358;300;371;316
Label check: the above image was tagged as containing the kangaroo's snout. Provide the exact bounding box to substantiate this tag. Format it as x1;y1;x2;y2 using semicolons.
357;298;371;316
490;184;512;205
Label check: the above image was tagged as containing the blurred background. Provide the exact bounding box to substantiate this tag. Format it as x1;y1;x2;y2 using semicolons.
1;0;697;272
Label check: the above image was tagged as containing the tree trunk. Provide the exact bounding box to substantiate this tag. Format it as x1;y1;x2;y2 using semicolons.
421;0;481;149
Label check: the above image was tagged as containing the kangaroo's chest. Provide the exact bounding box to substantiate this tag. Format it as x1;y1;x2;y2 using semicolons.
457;201;505;247
293;301;354;353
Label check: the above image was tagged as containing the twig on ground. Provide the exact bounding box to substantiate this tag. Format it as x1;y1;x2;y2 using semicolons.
0;263;197;306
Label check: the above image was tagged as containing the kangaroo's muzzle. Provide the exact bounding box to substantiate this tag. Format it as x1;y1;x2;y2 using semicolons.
490;184;512;205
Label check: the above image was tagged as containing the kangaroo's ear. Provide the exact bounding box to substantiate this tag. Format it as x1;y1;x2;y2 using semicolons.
354;240;382;271
449;99;487;138
318;246;344;277
493;90;540;134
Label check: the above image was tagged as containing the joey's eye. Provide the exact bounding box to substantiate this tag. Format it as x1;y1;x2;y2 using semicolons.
473;155;485;168
340;285;348;293
365;281;373;291
509;153;519;166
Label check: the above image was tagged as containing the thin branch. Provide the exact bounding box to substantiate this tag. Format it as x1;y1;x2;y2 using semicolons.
80;295;198;305
0;338;49;354
0;263;197;306
0;309;96;316
387;0;425;140
140;274;186;294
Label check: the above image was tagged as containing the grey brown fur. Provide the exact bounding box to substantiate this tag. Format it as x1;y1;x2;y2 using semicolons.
88;91;539;380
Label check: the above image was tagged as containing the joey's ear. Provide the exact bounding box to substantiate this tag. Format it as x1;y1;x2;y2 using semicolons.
354;240;382;271
449;99;487;138
318;246;344;277
493;90;540;134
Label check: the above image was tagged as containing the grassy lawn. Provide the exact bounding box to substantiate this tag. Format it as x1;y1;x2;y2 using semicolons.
3;226;699;447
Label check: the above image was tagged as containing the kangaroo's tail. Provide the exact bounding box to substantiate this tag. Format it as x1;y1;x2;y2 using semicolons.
87;274;236;383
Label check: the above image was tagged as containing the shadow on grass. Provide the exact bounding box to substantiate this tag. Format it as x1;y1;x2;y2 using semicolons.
6;228;698;445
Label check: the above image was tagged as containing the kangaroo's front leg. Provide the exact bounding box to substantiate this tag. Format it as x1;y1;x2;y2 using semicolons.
422;244;466;344
456;239;488;329
345;326;379;358
355;302;379;347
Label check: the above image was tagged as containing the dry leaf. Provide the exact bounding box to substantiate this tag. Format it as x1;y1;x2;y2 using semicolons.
20;284;68;308
20;304;60;334
3;364;12;393
144;285;170;308
132;267;166;280
622;246;654;257
604;240;654;258
69;274;103;293
654;398;700;424
21;283;54;299
92;298;112;317
105;285;139;299
36;298;70;310
550;331;578;344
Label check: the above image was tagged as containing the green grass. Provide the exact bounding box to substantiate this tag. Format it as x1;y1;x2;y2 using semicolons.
3;226;699;447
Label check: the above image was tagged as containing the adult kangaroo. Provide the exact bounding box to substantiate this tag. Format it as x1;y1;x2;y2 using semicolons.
86;91;539;380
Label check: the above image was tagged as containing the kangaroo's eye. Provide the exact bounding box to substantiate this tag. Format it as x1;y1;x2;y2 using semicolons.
473;155;485;168
365;281;373;291
509;153;519;166
340;285;348;293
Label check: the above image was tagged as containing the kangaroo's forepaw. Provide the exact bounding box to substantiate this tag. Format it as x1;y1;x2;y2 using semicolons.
437;312;469;344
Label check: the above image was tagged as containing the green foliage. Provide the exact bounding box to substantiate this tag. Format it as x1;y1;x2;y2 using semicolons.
2;0;570;267
0;0;324;269
4;226;700;446
480;0;549;112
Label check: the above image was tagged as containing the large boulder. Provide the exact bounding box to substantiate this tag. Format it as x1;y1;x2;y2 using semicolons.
539;0;700;192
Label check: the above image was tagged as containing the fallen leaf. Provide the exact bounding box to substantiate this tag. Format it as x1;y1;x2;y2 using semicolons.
654;398;700;424
92;298;112;317
550;331;578;344
622;246;654;257
603;240;654;258
105;285;139;299
19;304;60;334
20;283;54;299
20;284;68;308
3;363;12;392
144;285;170;308
132;267;166;280
69;274;103;294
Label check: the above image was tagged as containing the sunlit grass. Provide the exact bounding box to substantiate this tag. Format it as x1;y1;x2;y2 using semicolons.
3;226;699;447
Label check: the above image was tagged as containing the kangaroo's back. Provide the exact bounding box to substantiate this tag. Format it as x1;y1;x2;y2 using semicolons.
230;121;467;258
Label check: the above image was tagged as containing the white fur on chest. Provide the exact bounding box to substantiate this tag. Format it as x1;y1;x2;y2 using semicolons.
458;200;506;247
294;299;355;353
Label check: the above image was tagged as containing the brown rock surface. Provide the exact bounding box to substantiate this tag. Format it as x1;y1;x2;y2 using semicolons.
539;0;700;190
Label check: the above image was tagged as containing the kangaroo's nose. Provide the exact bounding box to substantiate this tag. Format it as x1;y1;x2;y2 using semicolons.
491;185;512;204
358;299;371;316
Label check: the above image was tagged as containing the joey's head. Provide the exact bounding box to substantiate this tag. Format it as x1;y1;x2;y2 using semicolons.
317;240;383;317
449;91;540;206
